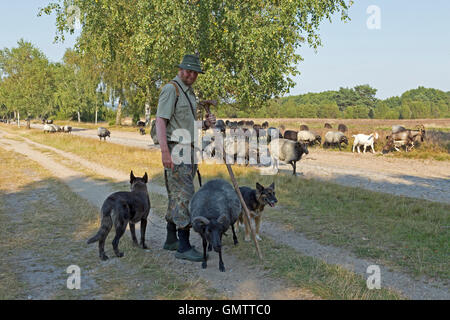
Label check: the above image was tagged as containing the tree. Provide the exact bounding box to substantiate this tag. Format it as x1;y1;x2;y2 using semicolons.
0;40;54;124
52;49;103;122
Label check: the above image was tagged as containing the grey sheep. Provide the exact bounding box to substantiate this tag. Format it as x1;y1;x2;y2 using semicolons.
323;131;349;150
191;179;241;272
268;138;309;175
214;119;226;133
338;123;348;133
43;124;56;133
297;130;321;146
266;127;282;144
97;127;111;141
300;124;309;131
63;125;72;133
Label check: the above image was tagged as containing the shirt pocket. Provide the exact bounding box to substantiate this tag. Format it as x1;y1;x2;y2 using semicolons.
175;104;192;120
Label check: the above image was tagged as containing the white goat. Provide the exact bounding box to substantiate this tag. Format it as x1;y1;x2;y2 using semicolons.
352;133;379;153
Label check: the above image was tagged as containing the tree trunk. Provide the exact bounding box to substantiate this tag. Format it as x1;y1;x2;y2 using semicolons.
77;111;81;123
95;106;98;124
145;97;151;127
17;111;20;128
116;97;123;126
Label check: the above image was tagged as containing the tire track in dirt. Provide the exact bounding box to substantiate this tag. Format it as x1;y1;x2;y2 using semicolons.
0;130;317;300
2;129;448;299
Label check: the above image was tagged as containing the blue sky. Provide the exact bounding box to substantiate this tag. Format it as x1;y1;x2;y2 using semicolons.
0;1;449;99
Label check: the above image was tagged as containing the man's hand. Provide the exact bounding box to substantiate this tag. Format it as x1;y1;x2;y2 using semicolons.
161;149;174;170
204;113;216;128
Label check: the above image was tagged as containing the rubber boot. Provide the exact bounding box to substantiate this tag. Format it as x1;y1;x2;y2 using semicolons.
174;228;204;262
163;222;179;251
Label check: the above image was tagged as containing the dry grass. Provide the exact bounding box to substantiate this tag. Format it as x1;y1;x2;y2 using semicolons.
3;125;165;183
0;146;221;300
149;190;404;300
2;123;448;283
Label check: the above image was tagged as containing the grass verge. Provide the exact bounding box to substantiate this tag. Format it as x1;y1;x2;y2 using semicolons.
2;124;448;282
149;194;404;299
0;147;222;300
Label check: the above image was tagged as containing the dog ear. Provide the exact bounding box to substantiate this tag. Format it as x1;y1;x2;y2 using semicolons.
143;172;148;183
256;182;264;192
130;170;135;183
269;182;275;190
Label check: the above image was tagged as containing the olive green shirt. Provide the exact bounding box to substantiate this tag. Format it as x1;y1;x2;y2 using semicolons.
156;75;197;144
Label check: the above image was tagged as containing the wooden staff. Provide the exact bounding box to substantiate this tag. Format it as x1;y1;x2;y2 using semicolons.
199;100;263;260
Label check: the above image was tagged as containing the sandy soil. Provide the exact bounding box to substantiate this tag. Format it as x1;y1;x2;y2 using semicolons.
1;128;448;299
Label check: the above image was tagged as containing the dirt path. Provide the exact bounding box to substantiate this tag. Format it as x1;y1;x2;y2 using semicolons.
31;124;450;204
1;129;448;299
0;130;316;300
263;150;450;204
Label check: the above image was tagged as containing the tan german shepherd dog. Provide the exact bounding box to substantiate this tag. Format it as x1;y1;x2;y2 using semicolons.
238;182;277;242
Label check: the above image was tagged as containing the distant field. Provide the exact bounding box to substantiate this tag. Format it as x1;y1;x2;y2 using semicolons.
223;118;450;160
19;117;450;160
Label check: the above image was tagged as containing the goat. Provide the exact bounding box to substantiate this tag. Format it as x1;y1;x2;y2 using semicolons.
268;138;309;175
352;133;379;153
191;179;241;272
383;125;425;153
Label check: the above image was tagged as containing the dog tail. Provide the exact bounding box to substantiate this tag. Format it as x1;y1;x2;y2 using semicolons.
87;201;113;244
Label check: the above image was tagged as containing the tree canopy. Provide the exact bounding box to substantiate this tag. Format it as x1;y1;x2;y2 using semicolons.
40;0;351;111
259;85;450;119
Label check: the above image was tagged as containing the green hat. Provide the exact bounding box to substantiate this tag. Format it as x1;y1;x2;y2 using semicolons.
177;54;204;74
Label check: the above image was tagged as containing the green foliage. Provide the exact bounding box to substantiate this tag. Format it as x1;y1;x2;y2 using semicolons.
0;40;55;119
40;0;350;111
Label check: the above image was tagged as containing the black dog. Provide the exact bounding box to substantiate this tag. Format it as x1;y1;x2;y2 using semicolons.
238;182;277;242
87;171;150;260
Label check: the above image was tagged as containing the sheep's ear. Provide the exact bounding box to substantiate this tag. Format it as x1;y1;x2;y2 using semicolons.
143;172;148;183
256;182;264;192
217;214;230;229
192;216;210;232
130;171;135;183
